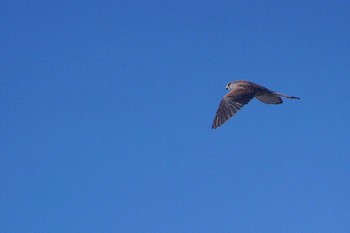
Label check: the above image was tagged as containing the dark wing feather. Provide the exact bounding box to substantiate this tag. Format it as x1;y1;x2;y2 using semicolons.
212;88;256;129
255;94;282;104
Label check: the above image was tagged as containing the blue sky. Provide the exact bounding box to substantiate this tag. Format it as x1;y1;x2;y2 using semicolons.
1;1;350;232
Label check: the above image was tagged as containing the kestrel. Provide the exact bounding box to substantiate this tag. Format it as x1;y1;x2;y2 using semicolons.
212;80;300;129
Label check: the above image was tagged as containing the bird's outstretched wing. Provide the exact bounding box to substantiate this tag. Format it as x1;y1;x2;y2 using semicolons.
212;87;256;129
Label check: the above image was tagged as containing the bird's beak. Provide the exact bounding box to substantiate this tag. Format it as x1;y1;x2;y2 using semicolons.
225;85;229;90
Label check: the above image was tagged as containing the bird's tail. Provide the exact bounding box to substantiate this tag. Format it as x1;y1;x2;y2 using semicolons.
275;92;300;99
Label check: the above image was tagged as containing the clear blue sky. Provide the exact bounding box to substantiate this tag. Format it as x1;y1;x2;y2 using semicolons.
1;1;350;232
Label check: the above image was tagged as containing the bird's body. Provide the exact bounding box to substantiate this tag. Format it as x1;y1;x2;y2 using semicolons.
212;80;300;129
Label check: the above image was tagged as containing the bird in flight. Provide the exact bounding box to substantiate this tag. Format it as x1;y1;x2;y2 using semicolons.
212;80;300;129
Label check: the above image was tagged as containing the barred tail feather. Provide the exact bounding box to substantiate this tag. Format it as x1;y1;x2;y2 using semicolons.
275;92;300;99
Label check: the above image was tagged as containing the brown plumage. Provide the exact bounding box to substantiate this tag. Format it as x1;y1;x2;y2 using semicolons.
212;80;300;129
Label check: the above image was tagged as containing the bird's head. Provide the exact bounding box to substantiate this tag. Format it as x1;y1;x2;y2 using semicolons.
225;81;236;90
